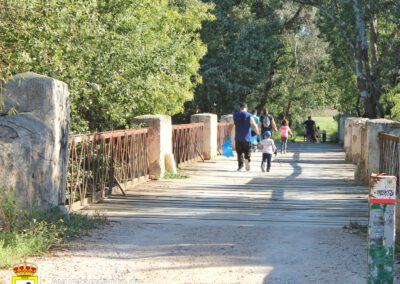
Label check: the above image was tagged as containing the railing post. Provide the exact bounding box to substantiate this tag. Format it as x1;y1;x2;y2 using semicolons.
344;117;353;162
132;115;174;179
221;114;235;149
191;113;218;160
368;174;397;283
338;114;349;145
366;119;400;178
351;118;369;164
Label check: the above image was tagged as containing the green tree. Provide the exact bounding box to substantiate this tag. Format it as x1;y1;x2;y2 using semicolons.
194;0;303;115
0;0;213;132
271;14;330;121
294;0;400;118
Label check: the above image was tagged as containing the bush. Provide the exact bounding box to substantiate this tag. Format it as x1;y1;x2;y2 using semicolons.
0;186;107;268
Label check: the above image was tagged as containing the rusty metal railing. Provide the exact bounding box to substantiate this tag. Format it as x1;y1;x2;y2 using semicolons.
67;128;149;209
379;132;400;182
172;123;204;166
217;122;234;153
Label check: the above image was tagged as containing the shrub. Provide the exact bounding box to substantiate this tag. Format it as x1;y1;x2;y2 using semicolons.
0;186;107;268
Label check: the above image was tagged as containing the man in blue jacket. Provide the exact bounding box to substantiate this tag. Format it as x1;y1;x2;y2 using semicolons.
233;103;260;171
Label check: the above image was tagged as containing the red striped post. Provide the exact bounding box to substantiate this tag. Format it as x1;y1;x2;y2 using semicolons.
368;174;397;283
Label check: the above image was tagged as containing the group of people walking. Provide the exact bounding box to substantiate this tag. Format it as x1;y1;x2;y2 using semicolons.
233;103;293;172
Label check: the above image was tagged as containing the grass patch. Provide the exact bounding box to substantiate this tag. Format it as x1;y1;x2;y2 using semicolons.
0;186;107;268
164;170;189;179
313;116;338;140
294;116;338;142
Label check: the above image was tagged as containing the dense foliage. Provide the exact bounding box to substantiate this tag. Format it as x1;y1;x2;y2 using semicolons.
1;0;400;130
192;0;335;127
293;0;400;118
0;0;213;132
195;1;301;115
194;0;400;121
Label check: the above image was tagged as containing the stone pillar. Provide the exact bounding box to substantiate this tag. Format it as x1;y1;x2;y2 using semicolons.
351;118;368;164
365;119;400;178
338;114;349;145
132;115;174;179
191;113;218;160
0;72;70;211
220;114;233;123
353;118;369;184
344;117;353;161
220;114;235;148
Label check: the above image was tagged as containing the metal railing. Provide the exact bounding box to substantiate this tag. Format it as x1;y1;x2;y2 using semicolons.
67;128;149;209
217;122;234;153
379;132;400;182
172;123;204;166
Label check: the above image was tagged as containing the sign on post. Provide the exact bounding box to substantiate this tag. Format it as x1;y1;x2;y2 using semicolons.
368;174;397;283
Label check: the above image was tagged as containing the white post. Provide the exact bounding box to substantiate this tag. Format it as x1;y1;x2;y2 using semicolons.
344;117;353;161
191;113;218;160
221;114;235;149
133;115;174;179
351;118;369;164
368;174;396;283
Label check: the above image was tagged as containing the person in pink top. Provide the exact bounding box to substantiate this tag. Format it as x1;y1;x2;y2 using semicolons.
279;119;293;154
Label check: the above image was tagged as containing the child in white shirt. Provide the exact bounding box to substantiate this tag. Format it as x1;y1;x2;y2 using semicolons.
259;131;277;172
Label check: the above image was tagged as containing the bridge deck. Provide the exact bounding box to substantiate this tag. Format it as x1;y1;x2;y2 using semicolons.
24;142;369;284
89;143;367;227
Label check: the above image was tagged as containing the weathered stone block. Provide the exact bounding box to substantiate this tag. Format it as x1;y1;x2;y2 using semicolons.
366;119;400;178
338;114;349;145
220;114;235;148
191;113;218;160
132;115;174;179
0;72;70;210
165;153;177;174
351;118;368;164
344;117;353;161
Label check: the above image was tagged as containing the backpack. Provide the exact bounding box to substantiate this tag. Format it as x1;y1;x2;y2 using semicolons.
262;115;271;128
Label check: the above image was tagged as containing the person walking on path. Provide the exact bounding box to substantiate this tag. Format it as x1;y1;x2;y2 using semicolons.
259;108;278;136
233;103;260;171
259;131;277;172
279;119;293;154
303;116;316;143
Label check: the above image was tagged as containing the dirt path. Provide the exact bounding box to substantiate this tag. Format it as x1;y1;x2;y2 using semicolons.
1;143;370;284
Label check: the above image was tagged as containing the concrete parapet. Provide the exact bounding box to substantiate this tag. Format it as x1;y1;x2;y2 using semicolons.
191;113;218;160
338;114;349;145
220;114;233;123
351;118;369;164
0;72;70;210
365;119;400;178
133;115;174;179
344;117;353;161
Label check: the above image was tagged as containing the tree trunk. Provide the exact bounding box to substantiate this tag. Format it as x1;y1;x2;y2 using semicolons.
256;79;274;114
352;0;380;118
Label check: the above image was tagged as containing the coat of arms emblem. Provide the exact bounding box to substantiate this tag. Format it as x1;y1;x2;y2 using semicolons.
11;260;38;284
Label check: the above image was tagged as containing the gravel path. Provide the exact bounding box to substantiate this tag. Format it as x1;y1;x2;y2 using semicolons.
1;143;372;284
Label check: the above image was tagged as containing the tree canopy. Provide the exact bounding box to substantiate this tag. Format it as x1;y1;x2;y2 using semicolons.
1;0;400;132
0;0;213;132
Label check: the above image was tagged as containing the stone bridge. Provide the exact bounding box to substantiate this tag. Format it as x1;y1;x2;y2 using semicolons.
2;73;400;283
